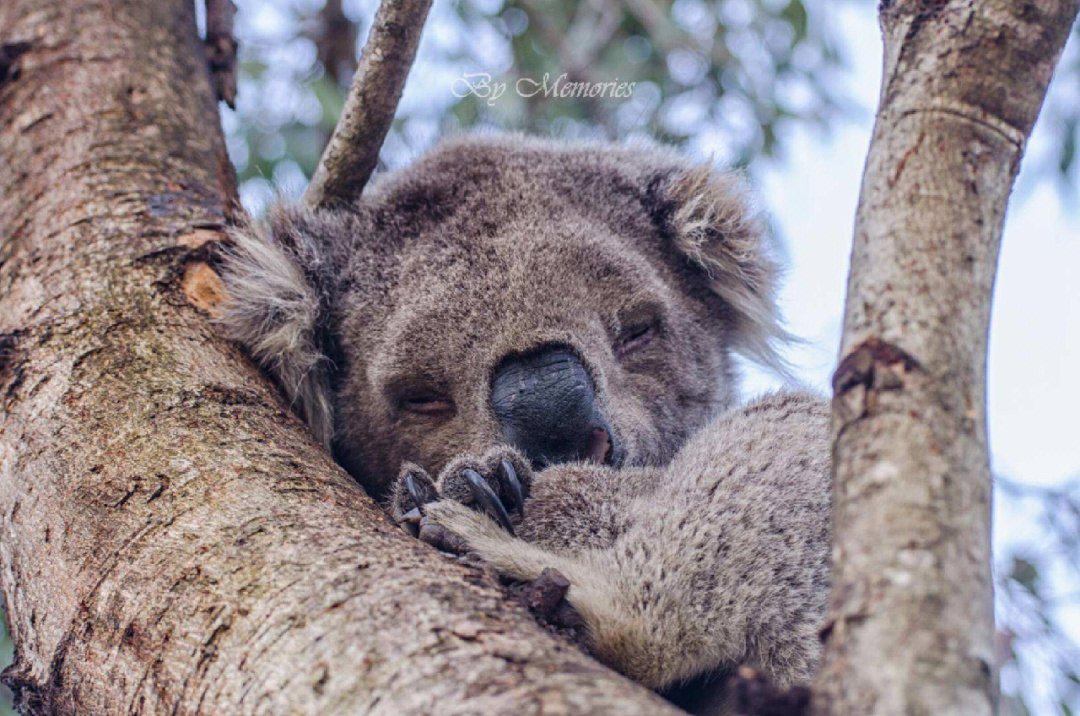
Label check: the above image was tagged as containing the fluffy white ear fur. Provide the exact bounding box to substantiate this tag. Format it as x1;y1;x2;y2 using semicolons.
217;211;335;446
661;165;791;376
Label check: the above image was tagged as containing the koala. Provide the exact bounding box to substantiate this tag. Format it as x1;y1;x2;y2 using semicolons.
218;133;831;709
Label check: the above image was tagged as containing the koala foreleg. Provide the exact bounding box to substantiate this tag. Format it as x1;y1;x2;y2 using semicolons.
397;394;831;693
423;499;672;682
422;497;731;690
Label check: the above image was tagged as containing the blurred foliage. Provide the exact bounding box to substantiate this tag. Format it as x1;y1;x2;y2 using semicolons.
1052;24;1080;191
448;0;846;157
223;0;849;212
222;0;1080;214
997;476;1080;715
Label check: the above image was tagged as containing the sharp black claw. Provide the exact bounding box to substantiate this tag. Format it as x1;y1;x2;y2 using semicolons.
499;458;525;512
462;468;514;535
404;471;432;516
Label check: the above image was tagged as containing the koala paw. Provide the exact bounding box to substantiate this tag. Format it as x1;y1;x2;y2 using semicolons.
391;446;532;550
435;446;532;533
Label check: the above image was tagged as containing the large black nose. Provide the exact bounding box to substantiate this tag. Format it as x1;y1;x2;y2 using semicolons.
490;344;616;468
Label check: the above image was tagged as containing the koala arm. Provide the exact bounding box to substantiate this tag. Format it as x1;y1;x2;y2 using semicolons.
423;392;831;691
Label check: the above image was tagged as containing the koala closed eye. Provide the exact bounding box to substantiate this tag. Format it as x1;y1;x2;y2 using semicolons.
388;380;455;417
400;393;454;416
613;304;665;359
614;322;657;358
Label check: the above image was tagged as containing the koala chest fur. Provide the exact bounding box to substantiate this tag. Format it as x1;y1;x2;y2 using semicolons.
219;133;831;708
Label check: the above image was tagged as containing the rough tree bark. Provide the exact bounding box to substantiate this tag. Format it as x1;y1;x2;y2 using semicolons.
0;1;676;713
817;1;1079;714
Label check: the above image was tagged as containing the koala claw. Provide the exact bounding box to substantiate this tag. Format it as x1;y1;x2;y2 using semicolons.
391;464;439;536
391;447;532;547
499;458;525;512
462;468;514;535
404;470;436;517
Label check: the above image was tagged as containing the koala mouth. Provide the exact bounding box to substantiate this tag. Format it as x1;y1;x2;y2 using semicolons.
586;427;611;464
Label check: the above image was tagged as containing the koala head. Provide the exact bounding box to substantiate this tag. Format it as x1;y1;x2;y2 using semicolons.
220;134;785;495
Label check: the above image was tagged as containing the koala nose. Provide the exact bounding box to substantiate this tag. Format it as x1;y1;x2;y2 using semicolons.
490;344;617;469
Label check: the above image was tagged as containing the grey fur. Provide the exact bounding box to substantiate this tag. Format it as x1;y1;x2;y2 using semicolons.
218;133;829;701
414;392;829;694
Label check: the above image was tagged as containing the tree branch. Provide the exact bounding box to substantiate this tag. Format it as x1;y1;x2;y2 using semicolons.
204;0;237;108
816;1;1080;712
304;0;433;209
0;1;678;711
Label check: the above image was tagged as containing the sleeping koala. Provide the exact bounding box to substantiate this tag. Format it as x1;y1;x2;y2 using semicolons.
218;134;830;707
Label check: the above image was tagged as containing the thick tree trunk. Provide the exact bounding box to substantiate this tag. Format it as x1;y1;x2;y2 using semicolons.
817;1;1079;713
0;1;675;713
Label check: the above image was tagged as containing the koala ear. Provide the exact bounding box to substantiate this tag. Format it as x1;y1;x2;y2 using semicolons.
217;205;346;447
648;165;791;375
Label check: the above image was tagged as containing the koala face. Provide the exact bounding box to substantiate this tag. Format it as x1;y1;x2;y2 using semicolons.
221;135;785;495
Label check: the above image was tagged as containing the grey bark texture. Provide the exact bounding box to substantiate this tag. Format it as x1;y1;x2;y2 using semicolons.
0;1;676;713
303;0;433;209
817;1;1079;714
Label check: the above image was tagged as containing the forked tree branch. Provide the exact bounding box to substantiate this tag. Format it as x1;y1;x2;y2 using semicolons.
817;1;1079;713
304;0;433;208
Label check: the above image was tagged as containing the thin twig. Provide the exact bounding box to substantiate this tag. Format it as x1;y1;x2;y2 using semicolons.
205;0;237;107
315;0;358;86
304;0;433;208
